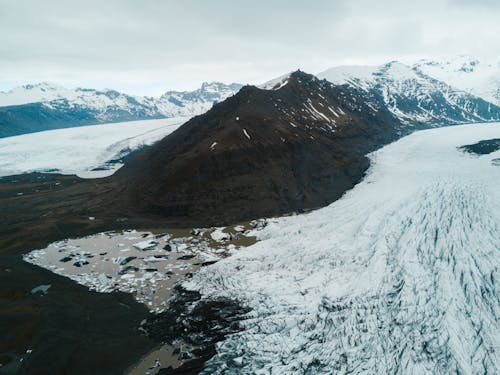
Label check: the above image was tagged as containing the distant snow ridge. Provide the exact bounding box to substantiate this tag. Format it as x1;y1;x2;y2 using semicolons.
414;55;500;106
318;61;500;127
183;123;500;374
259;72;291;90
0;81;242;137
0;81;242;116
157;82;243;118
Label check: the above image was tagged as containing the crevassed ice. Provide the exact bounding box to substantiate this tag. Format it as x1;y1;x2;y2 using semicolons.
183;123;500;374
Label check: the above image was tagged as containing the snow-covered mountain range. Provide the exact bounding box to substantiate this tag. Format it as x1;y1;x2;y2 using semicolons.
1;56;498;138
414;55;500;106
317;58;500;127
0;82;242;137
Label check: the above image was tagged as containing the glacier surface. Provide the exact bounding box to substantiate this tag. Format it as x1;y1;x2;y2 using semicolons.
183;123;500;374
0;117;187;178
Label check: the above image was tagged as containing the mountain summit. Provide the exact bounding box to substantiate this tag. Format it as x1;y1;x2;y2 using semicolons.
115;71;400;224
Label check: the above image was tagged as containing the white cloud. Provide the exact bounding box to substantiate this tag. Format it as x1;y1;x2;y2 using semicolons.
0;0;498;95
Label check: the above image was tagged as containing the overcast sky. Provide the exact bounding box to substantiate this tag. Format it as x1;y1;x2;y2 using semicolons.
0;0;498;95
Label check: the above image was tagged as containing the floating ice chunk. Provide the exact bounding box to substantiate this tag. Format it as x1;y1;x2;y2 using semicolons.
210;228;231;242
133;240;158;251
31;284;51;294
233;225;245;232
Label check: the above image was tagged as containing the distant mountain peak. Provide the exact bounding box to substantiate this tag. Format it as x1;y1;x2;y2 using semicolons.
20;81;62;90
318;59;500;126
412;55;500;105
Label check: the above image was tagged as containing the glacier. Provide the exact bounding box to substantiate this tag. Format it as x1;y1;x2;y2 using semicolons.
182;123;500;374
0;117;187;178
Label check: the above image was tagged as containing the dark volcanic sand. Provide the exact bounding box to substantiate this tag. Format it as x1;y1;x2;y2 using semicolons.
0;174;171;375
0;255;155;375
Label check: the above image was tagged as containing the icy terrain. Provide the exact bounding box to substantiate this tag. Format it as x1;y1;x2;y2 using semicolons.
0;118;187;178
414;56;500;106
23;223;262;313
182;123;500;374
0;82;241;118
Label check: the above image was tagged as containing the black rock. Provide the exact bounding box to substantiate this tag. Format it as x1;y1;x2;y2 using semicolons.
177;254;196;260
145;286;251;375
119;256;137;265
201;261;218;267
118;265;139;275
458;138;500;155
154;254;168;259
73;261;89;267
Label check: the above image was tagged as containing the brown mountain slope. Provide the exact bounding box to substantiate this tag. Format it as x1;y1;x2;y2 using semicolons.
115;71;400;224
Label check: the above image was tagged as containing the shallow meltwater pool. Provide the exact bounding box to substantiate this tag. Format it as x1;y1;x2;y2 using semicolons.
22;223;263;374
23;224;260;313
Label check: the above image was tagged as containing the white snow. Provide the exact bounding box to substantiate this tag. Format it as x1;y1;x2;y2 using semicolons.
184;123;500;374
318;60;499;126
242;128;251;139
0;82;241;121
133;240;159;251
414;55;500;106
260;73;291;90
317;65;378;91
0;118;187;178
0;82;75;107
210;228;231;242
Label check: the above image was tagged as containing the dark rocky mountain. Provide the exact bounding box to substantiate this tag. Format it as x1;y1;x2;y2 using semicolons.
114;71;401;224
